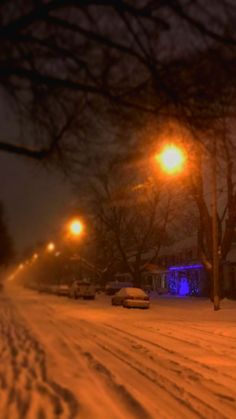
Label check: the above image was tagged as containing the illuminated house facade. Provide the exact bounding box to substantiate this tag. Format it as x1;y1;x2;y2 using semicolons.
152;236;209;296
129;237;236;298
166;263;207;296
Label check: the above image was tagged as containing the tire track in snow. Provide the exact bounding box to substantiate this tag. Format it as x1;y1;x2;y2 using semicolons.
102;323;236;415
54;320;190;419
66;321;203;418
0;295;79;419
104;322;236;384
147;324;236;362
17;300;152;419
82;350;152;419
50;323;153;419
75;320;234;419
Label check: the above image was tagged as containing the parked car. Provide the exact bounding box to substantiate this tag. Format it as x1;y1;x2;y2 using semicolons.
69;280;96;300
111;287;150;309
56;284;70;296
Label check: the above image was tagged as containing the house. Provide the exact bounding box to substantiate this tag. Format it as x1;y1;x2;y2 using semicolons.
154;236;208;296
155;236;236;298
142;263;168;293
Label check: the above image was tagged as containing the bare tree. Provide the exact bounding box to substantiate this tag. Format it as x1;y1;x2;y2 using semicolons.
83;161;175;286
0;1;235;162
186;110;236;298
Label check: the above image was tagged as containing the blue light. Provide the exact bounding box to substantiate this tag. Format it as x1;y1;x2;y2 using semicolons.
179;278;190;296
168;264;203;271
167;264;203;296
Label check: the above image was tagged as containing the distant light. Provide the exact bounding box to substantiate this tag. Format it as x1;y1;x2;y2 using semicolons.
33;253;38;260
55;251;61;257
47;242;55;252
156;145;186;175
19;264;24;270
69;219;84;236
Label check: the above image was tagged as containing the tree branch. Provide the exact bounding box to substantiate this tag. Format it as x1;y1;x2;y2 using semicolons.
169;0;236;47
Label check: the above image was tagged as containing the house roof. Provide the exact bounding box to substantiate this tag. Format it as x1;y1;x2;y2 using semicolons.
158;235;198;256
142;263;166;273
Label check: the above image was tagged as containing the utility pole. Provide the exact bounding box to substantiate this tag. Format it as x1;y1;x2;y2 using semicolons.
211;143;220;311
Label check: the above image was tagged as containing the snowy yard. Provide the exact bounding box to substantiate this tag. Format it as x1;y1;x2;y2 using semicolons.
1;285;236;419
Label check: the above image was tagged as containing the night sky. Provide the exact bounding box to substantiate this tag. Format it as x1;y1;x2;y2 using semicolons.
0;152;74;253
0;91;75;253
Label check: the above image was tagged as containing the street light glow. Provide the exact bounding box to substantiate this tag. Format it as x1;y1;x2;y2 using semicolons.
69;219;84;236
47;242;55;252
156;145;186;175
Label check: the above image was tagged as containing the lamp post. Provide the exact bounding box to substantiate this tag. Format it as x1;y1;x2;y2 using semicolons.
156;143;220;310
211;146;220;311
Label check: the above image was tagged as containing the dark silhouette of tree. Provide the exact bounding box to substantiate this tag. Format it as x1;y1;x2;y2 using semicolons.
82;160;175;286
0;1;235;162
188;117;236;298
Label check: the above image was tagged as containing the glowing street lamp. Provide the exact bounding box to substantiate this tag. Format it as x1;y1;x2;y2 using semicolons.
156;144;186;175
47;242;55;252
68;219;84;237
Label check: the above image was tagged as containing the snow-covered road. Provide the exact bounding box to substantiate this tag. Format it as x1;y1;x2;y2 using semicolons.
1;286;236;419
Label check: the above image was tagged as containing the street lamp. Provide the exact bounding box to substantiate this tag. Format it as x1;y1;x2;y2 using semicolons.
68;219;84;237
155;144;186;175
46;242;55;252
66;218;84;281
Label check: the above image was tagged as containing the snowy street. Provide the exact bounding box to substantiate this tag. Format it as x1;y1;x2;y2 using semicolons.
1;286;236;419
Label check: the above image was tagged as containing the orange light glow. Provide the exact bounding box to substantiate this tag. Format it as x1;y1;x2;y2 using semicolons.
47;242;55;252
69;219;84;237
156;145;186;175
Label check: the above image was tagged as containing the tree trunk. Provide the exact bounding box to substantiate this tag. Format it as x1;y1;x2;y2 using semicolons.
208;263;224;302
132;270;142;288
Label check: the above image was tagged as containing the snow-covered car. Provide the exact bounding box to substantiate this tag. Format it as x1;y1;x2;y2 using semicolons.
56;284;70;296
111;287;150;309
69;280;96;300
